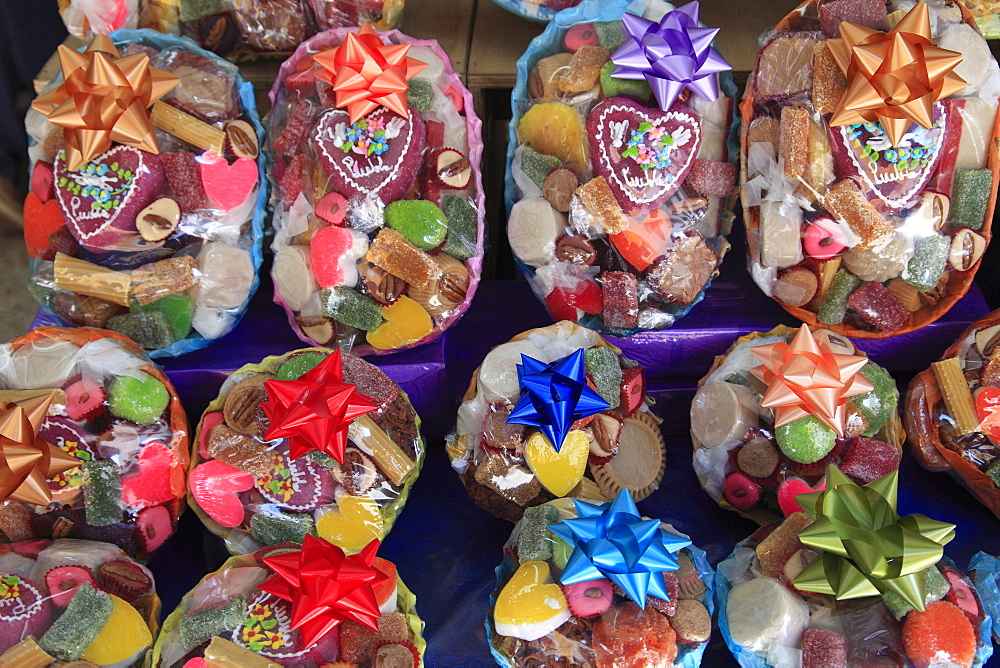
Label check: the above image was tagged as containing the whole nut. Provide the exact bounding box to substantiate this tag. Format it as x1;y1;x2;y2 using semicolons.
331;447;380;495
136;198;180;242
949;228;987;272
223;374;272;435
51;516;75;539
296;315;335;345
224;119;259;160
361;259;406;305
407;254;468;318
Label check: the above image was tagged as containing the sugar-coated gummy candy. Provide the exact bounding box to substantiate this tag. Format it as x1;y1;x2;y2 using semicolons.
594;21;627;51
948;169;992;231
107;372;170;425
985;458;1000;486
250;508;316;546
601;271;639;329
801;628;848;668
901;600;976;668
858;361;901;431
585;346;622;410
558;45;610;94
823;179;893;247
520;146;563;189
82;460;123;526
441;195;478;261
179;596;247;649
755;512;813;578
840;436;900;483
882;565;949;619
161;151;208;213
598;61;653;103
775;415;837;464
812;43;848;115
517;103;588;174
517;503;559;563
108;311;174;350
276;351;327;380
367;228;440;289
38;583;113;661
77;593;152;665
847;281;909;333
577;176;627;235
131;294;195;342
686;158;737;197
385;200;449;250
406;78;434;113
817;0;887;38
903;234;949;292
322;287;384;332
817;269;861;325
780;106;810;180
551;536;573;570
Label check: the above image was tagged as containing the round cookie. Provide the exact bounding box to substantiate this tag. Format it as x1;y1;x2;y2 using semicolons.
591;411;666;502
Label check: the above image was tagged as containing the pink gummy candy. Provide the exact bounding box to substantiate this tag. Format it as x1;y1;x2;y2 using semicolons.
31;161;54;202
280;153;307;204
847;281;910;333
777;477;824;516
686;159;737;197
64;378;105;421
818;0;887;38
183;660;208;668
802;628;848;668
564;23;600;51
310;225;357;288
162;151;208;213
563;579;613;618
121;441;182;509
199;153;257;211
841;437;900;483
316;192;348;226
602;271;639;329
189;459;255;528
272;99;316;158
199;411;224;459
135;504;173;553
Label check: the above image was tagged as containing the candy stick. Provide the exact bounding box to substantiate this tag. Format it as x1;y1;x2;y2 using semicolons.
0;637;56;667
54;253;131;306
809;257;841;311
150;101;226;155
353;415;415;486
204;637;280;668
887;277;924;312
932;357;980;434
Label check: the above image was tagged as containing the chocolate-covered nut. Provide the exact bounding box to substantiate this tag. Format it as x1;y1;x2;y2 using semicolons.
330;447;379;495
224;119;259;160
555;234;596;266
53;292;126;328
136;198;180;242
296;315;335;345
223;374;272;436
589;412;623;460
430;148;471;190
543;168;579;213
360;259;406;306
949;228;986;272
591;236;631;273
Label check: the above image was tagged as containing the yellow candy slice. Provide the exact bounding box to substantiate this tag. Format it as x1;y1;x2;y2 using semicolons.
524;430;589;497
367;296;433;350
494;560;570;641
517;103;589;174
316;494;385;553
79;594;152;665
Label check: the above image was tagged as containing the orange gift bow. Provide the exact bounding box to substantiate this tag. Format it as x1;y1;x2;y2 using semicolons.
749;326;874;436
827;2;966;147
31;34;178;172
0;392;79;506
313;22;427;123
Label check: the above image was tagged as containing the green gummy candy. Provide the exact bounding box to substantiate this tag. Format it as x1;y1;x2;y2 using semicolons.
817;269;861;325
882;565;949;618
851;362;899;437
551;536;573;570
276;351;327;380
108;371;170;425
521;147;563;189
322;288;383;332
986;459;1000;487
179;595;247;649
947;169;992;230
82;460;122;526
132;294;194;343
108;311;174;350
178;0;230;22
903;234;949;292
308;450;339;469
594;21;627;50
585;346;622;410
442;195;478;261
518;503;560;563
251;508;315;546
39;583;114;660
599;61;654;103
406;78;435;113
385;200;449;250
775;415;837;464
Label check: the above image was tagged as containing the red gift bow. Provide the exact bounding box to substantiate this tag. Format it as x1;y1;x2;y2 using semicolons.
260;536;390;648
261;350;378;463
31;34;178;171
313;22;427;123
749;326;873;436
0;392;79;506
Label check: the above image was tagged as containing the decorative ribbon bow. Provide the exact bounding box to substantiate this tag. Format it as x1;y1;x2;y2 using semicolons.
313;22;427;123
260;536;391;648
549;490;692;607
262;350;378;463
505;349;610;452
827;2;966;147
31;34;178;172
0;392;79;506
610;2;731;112
793;466;956;611
750;326;873;437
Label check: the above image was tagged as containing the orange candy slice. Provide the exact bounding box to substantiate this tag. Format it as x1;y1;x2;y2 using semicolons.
366;296;433;350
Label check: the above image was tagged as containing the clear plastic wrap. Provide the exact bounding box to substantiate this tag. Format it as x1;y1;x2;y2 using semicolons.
489;0;584;23
690;324;904;525
187;348;424;556
960;0;1000;38
24;29;265;358
486;497;715;667
446;321;660;522
152;543;426;667
904;308;1000;518
741;0;1000;338
0;327;189;560
717;516;994;668
265;26;486;355
504;0;740;337
0;537;161;666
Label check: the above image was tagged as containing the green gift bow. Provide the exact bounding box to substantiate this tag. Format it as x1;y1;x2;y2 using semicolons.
793;466;956;611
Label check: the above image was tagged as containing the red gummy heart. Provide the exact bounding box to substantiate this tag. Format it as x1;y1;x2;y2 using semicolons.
311;225;357;288
198;411;224;459
23;192;64;259
121;441;183;509
976;386;1000;421
777;477;825;517
200;153;258;211
31;161;54;202
189;459;254;528
587;97;701;214
545;280;603;321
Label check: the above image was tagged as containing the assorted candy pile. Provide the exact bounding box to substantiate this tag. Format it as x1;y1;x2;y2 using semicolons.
489;0;584;23
447;322;661;522
266;24;484;353
24;31;264;356
153;538;425;667
691;325;901;524
188;349;423;555
506;0;737;335
0;539;159;667
490;493;714;666
742;0;999;337
0;327;188;559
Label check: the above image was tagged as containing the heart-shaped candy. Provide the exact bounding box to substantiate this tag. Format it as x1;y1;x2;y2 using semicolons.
39;417;96;504
777;477;825;517
976;385;1000;421
121;441;185;509
54;145;165;253
315;493;384;552
366;295;433;350
587;97;701;215
23;192;64;258
524;429;590;497
189;459;255;528
310;225;369;289
199;153;258;211
231;592;339;660
313;106;426;204
254;443;335;512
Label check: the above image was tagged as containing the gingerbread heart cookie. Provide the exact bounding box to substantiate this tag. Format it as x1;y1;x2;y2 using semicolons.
232;591;338;661
253;442;335;512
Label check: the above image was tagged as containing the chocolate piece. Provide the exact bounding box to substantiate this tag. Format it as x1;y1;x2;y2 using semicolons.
555;234;596;267
543;168;579;213
223;119;259;160
136;198;180;242
360;259;406;306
